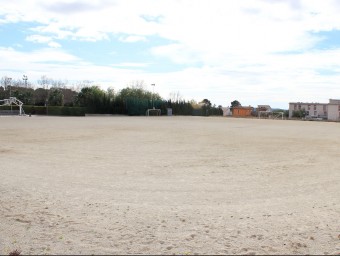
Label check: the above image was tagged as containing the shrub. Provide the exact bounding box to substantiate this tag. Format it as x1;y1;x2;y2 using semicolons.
22;105;85;116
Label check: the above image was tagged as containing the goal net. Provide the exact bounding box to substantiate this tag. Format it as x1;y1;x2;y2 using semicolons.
146;108;161;116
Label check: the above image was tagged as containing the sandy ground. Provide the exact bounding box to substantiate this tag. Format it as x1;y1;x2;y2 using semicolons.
0;116;339;255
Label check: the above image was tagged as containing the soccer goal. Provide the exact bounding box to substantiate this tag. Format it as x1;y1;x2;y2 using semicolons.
146;108;161;116
258;111;284;120
0;97;26;116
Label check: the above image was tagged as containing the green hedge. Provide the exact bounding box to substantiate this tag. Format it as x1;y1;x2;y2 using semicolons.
0;105;20;110
23;105;85;116
125;98;166;116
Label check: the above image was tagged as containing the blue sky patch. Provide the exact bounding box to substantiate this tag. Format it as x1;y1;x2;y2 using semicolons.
0;22;42;49
311;30;340;49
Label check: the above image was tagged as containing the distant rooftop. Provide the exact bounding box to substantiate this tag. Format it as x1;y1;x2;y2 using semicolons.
290;99;340;105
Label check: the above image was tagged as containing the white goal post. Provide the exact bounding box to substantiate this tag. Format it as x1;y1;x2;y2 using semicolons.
258;111;284;120
146;108;161;116
0;97;26;116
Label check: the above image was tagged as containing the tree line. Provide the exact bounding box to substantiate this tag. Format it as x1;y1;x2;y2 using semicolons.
0;77;223;116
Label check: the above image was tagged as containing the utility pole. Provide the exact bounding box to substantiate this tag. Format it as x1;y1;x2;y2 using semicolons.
151;83;155;109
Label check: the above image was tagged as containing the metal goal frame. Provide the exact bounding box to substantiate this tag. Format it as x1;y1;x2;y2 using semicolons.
258;111;284;120
0;97;26;116
146;108;161;116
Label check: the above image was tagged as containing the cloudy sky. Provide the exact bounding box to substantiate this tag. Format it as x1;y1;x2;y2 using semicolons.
1;0;340;108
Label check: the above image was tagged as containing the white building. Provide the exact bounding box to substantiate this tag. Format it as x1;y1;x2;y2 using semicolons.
328;99;340;121
257;105;272;112
289;99;340;121
222;107;232;116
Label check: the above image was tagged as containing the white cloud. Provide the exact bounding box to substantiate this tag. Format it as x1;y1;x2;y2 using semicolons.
2;45;340;108
119;35;147;43
2;0;340;108
26;35;52;44
48;41;61;48
110;62;149;68
26;35;61;48
0;47;80;65
150;44;202;64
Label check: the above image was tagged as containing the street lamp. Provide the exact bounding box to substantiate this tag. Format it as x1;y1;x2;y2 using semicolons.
151;83;155;109
23;75;28;88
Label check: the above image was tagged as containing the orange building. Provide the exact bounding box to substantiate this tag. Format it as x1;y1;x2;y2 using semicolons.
232;106;253;117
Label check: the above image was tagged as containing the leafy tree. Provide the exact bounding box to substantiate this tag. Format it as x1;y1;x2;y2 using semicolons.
73;80;94;92
48;88;64;106
75;86;107;113
230;100;241;109
116;86;161;101
107;87;115;101
0;86;5;99
200;99;212;116
200;99;212;107
61;88;77;106
11;87;34;105
292;109;306;118
34;88;48;106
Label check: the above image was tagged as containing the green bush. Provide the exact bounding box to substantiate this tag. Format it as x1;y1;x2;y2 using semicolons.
23;106;45;115
22;105;85;116
292;109;306;118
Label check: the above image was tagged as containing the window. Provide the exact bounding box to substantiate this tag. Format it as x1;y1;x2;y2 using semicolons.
308;105;311;110
294;104;297;110
314;105;316;110
298;105;301;110
314;111;317;116
323;105;327;111
338;105;340;111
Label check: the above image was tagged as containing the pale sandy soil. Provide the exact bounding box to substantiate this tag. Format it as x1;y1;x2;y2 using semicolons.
0;116;339;255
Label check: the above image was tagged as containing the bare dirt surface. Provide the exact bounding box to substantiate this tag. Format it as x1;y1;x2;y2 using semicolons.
0;116;339;255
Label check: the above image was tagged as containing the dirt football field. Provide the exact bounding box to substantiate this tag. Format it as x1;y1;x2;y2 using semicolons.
0;116;339;255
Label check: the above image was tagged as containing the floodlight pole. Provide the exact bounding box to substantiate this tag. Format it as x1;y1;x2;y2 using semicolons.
6;77;12;112
45;83;49;116
23;75;28;88
6;77;12;98
151;83;155;109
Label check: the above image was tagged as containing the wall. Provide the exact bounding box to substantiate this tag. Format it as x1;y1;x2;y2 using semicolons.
289;103;327;118
328;104;340;121
232;107;252;117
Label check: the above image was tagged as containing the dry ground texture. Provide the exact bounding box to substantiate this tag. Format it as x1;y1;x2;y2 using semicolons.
0;116;339;255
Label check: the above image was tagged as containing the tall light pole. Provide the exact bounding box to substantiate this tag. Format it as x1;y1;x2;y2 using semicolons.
6;77;12;98
23;75;28;88
6;77;12;111
44;83;49;116
151;83;155;109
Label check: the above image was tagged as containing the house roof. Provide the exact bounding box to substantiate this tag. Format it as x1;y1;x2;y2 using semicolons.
257;105;272;111
233;106;253;110
289;102;326;105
